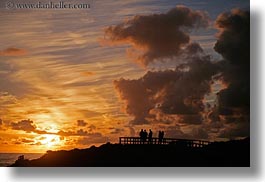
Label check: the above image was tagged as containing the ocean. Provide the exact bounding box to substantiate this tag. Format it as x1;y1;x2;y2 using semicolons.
0;153;44;167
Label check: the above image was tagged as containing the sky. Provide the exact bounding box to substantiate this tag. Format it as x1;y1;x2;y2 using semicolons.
0;0;249;153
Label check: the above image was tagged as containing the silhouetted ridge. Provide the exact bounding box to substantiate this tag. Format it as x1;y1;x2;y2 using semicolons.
10;137;250;167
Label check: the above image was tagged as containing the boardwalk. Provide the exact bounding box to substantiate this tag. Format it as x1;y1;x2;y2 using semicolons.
119;137;211;148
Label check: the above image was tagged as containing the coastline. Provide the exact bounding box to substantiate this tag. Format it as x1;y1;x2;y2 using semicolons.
9;138;250;167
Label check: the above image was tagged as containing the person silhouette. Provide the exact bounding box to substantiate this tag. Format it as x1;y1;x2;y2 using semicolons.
148;129;153;144
139;129;144;144
143;130;147;144
161;131;164;144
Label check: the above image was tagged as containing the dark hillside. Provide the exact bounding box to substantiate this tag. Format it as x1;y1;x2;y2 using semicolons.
10;138;250;167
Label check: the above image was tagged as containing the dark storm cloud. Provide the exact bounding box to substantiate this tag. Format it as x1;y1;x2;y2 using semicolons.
191;127;209;139
218;121;249;139
163;125;208;140
108;7;249;140
215;10;249;119
104;5;209;66
114;56;219;125
107;5;218;126
178;115;203;125
164;125;189;139
214;9;250;65
217;81;249;114
208;9;250;139
113;76;153;125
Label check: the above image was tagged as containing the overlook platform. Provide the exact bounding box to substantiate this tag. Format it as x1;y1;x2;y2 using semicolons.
119;137;211;148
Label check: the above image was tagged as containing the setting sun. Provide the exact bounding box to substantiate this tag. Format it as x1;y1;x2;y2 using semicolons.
40;134;62;149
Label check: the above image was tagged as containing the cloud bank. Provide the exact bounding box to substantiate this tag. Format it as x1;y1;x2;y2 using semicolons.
213;9;250;139
106;7;250;140
104;5;209;67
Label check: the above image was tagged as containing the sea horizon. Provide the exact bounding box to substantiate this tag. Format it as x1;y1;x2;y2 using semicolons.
0;153;44;167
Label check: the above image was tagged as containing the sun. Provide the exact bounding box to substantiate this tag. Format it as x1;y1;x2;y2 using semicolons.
40;134;61;149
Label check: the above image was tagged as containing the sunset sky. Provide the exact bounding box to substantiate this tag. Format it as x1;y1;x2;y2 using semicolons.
0;0;249;153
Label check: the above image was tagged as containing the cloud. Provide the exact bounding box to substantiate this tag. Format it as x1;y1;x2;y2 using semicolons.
10;119;54;134
104;5;209;67
78;109;102;118
214;9;250;65
109;7;249;140
13;141;22;145
113;77;152;125
163;125;208;140
0;47;27;57
58;130;108;146
110;128;125;134
0;62;35;98
8;119;105;142
164;125;190;139
213;9;250;138
58;129;103;137
88;124;96;132
77;120;87;127
77;135;108;145
30;141;42;146
81;71;95;76
0;92;17;105
10;119;36;132
179;115;204;125
191;127;209;139
214;9;250;110
104;5;218;127
114;56;219;125
128;127;135;136
0;119;3;130
20;138;35;144
218;121;249;139
76;129;89;136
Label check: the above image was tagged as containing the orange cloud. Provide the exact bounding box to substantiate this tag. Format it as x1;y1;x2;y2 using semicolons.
81;71;95;76
10;119;55;135
77;120;87;127
0;47;28;56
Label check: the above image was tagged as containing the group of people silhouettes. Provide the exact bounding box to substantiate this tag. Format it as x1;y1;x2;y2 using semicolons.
139;129;165;144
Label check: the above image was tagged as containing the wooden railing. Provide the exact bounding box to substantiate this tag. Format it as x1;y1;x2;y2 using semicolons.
119;137;211;148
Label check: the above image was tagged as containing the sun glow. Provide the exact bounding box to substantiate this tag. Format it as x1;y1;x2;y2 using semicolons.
40;134;62;149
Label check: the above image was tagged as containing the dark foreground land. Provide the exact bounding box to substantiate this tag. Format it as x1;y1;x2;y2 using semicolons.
10;137;250;167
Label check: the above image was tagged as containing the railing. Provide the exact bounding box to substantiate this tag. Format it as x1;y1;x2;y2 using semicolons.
119;137;211;148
